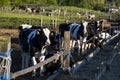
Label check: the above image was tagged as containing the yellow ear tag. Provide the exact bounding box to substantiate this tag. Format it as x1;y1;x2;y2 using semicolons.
51;32;53;36
37;31;40;35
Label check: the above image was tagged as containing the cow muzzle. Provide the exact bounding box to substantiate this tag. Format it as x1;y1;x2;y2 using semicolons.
45;40;51;45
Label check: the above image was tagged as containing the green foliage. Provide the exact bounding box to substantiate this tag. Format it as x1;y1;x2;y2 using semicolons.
115;0;120;7
12;0;24;5
94;3;104;11
79;0;105;10
47;0;57;6
79;0;93;9
0;0;120;10
0;0;9;6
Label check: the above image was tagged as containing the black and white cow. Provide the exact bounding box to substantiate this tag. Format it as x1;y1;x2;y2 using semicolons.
42;30;61;75
19;24;50;76
82;20;107;50
59;22;84;55
44;30;74;75
98;32;112;44
49;30;60;51
82;20;102;37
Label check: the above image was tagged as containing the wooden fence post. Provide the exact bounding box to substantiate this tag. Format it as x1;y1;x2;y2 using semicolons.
29;19;32;25
63;31;70;52
7;37;11;51
54;19;57;28
51;20;57;29
61;31;71;74
40;18;43;26
65;20;69;23
51;20;54;28
0;36;11;52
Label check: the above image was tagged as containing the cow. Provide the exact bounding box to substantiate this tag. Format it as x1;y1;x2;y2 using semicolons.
81;20;108;51
59;22;84;56
77;20;106;54
59;21;100;55
98;32;112;44
49;30;60;51
43;30;74;75
88;13;95;20
19;25;51;77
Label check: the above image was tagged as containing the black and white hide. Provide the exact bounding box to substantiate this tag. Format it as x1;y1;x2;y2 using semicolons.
59;22;84;55
80;20;104;52
98;32;112;44
19;25;51;76
49;30;60;52
44;30;74;75
43;30;61;75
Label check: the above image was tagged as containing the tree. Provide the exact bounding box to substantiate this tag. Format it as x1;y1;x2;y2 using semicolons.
94;3;104;11
79;0;93;9
0;0;10;6
47;0;57;6
114;0;120;7
93;0;105;10
12;0;24;5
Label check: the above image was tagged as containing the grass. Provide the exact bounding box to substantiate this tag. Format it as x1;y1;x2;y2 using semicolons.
0;12;61;20
0;12;64;28
0;6;111;28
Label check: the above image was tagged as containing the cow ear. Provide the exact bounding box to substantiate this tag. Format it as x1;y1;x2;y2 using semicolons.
37;31;40;35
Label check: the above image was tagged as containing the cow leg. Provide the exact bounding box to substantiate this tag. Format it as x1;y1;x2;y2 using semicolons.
82;43;86;53
20;46;25;69
70;40;76;54
21;52;30;69
62;38;64;49
21;53;25;69
39;56;45;76
31;56;37;77
77;40;81;56
25;53;30;68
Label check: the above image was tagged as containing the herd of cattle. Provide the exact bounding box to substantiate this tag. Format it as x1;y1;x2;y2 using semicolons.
18;20;112;77
11;5;96;18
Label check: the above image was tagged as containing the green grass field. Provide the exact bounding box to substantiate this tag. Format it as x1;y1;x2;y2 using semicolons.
0;12;61;20
0;6;110;28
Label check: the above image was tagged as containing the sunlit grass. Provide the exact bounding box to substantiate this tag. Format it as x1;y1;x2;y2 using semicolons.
0;12;61;20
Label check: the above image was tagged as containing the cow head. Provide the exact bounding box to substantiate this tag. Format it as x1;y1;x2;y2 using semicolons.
49;30;59;46
42;28;51;45
35;29;49;46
